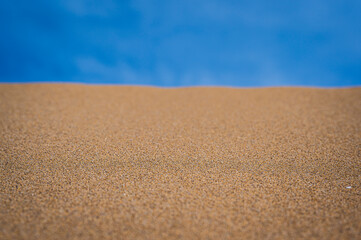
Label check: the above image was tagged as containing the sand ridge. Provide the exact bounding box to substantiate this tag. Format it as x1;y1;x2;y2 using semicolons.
0;84;360;239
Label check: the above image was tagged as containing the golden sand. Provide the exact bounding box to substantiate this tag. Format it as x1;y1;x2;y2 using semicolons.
0;84;360;239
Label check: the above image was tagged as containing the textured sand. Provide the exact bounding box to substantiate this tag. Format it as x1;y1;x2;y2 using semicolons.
0;84;360;240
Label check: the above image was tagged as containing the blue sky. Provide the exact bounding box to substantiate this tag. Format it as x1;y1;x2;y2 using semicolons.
0;0;360;87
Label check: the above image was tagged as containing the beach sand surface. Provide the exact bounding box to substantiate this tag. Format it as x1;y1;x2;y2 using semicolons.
0;84;360;239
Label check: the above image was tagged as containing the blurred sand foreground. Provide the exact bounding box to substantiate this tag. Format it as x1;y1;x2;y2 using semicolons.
0;84;360;239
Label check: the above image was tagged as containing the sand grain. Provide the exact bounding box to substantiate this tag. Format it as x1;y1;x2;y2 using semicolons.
0;84;360;239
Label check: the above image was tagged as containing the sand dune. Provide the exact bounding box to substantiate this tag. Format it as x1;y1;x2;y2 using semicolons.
0;84;360;239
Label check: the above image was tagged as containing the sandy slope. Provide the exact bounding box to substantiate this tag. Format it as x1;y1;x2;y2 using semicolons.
0;84;360;239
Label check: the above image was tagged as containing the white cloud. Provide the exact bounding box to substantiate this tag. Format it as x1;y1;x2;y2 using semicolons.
75;57;147;84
